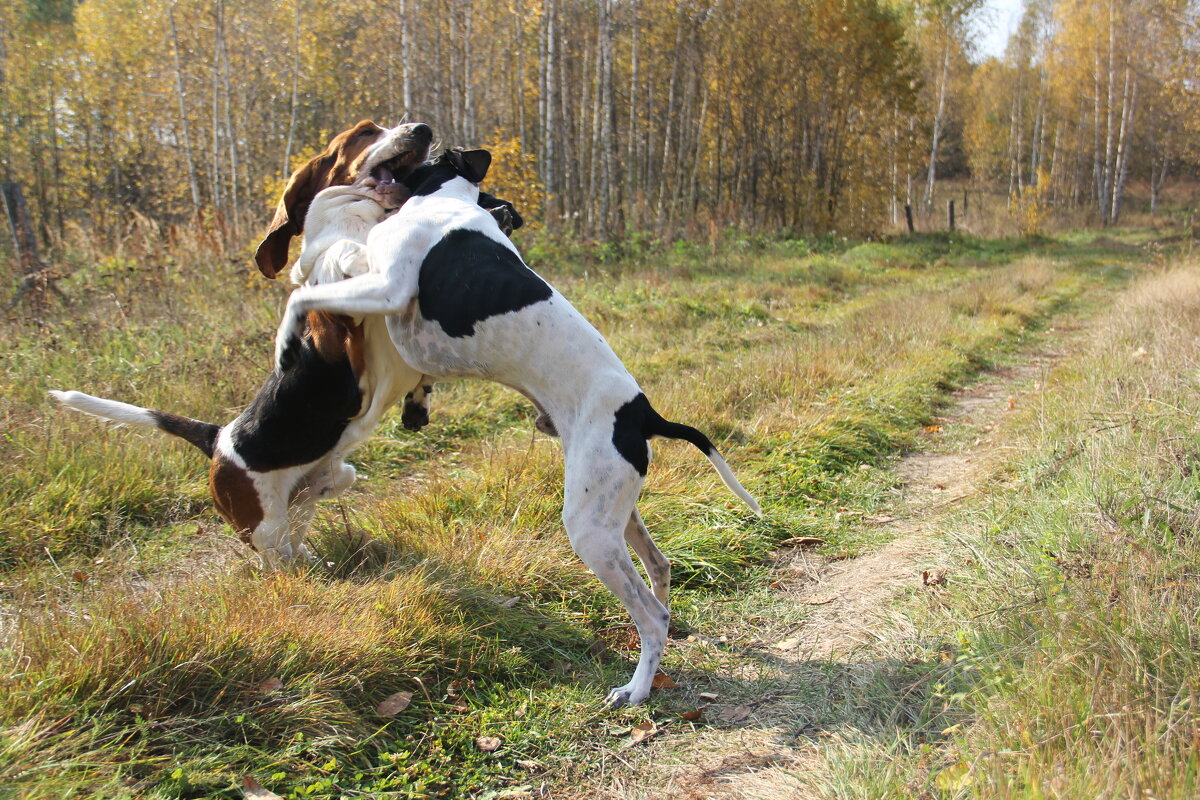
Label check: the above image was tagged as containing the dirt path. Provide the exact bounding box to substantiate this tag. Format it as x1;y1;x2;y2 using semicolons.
571;335;1077;800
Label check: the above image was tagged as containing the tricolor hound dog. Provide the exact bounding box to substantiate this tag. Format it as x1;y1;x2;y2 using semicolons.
50;185;413;567
274;140;763;708
50;124;439;567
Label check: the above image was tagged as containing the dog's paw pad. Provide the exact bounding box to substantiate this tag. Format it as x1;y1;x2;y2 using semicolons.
604;688;632;709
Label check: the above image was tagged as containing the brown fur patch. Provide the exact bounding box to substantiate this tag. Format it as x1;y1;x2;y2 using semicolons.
306;311;365;375
209;456;263;546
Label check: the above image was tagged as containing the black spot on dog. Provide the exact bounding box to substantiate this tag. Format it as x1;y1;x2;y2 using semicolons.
401;398;430;431
612;393;721;476
151;411;219;458
612;395;652;476
418;229;552;338
232;335;363;472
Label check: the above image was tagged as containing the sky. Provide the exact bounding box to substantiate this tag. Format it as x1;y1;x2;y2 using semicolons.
973;0;1027;60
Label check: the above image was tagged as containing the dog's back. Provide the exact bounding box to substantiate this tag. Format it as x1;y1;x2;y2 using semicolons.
231;314;364;471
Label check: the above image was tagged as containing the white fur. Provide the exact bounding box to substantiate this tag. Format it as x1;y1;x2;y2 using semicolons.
49;390;158;428
273;161;762;707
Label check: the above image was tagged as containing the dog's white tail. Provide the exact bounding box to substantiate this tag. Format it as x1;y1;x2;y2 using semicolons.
51;390;158;427
701;448;763;517
50;390;220;458
639;400;762;517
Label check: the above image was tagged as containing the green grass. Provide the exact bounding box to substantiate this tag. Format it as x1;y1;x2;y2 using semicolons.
0;228;1160;798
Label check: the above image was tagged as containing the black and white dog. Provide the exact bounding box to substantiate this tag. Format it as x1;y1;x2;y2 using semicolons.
274;137;762;708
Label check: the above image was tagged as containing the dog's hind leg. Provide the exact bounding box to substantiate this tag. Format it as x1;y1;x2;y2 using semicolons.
401;380;434;431
563;456;667;708
286;499;320;565
624;509;670;609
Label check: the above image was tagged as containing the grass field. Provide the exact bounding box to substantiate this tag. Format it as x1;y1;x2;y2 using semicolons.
0;225;1180;798
806;246;1200;799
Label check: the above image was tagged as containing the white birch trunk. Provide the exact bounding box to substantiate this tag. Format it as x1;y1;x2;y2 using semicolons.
168;4;200;212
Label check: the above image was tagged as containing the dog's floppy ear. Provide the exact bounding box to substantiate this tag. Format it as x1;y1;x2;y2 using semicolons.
255;155;328;279
255;120;383;279
446;148;492;184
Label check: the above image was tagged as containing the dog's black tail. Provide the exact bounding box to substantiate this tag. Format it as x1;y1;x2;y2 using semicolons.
50;390;220;458
614;393;763;516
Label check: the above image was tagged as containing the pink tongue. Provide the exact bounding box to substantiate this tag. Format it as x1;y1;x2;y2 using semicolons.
377;166;395;185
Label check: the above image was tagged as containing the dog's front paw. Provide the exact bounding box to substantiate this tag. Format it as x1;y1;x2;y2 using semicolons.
489;205;517;236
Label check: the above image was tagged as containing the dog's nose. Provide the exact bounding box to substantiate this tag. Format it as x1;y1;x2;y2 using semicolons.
407;123;432;140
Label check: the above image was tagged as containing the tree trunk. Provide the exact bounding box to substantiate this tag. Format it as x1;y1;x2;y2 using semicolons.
218;0;240;235
400;0;412;115
1110;68;1136;224
168;4;201;212
283;0;301;177
2;182;40;272
923;40;950;211
1100;0;1117;225
2;181;67;308
539;0;556;211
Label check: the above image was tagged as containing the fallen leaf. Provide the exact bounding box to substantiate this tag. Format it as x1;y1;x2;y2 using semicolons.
800;595;838;605
934;760;974;792
719;705;752;723
1007;396;1016;410
450;702;470;713
773;636;802;651
375;690;413;716
651;672;679;689
680;709;704;721
864;514;895;524
779;536;824;547
922;569;948;587
242;776;284;800
258;677;284;693
698;691;719;703
475;735;502;752
72;570;88;584
924;424;943;433
629;720;658;744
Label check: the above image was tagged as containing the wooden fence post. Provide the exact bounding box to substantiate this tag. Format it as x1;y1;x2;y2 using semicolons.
947;199;955;232
904;204;914;233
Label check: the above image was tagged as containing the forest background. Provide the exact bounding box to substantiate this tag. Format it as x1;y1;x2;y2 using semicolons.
1;0;1198;278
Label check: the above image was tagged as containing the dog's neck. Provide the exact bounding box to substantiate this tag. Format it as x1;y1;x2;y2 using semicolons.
403;163;481;205
293;189;390;286
417;179;479;206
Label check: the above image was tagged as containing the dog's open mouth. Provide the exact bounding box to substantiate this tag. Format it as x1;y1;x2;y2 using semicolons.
370;149;423;186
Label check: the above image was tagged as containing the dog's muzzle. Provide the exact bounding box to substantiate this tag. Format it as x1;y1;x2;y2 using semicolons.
361;123;433;187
